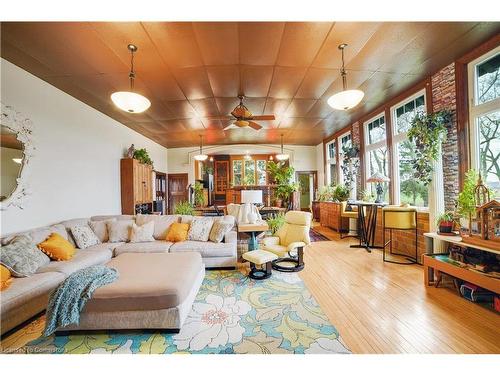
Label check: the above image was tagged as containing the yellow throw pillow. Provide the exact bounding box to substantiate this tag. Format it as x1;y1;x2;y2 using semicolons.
1;264;13;291
166;223;189;242
37;233;76;261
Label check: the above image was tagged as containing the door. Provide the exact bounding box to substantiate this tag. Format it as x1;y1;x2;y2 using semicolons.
168;173;189;214
296;171;318;211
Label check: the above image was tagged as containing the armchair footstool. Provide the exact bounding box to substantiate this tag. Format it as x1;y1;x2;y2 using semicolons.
242;250;278;280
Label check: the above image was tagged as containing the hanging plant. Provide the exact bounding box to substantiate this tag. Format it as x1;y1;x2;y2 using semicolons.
407;110;451;186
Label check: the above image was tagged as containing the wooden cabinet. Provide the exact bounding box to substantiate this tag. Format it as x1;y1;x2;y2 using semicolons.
120;158;153;214
214;160;229;194
319;202;349;232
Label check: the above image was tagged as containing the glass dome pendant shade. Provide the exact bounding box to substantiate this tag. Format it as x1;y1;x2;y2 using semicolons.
194;135;208;161
327;44;364;111
111;44;151;114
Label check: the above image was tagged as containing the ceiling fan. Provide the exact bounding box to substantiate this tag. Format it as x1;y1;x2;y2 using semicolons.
220;95;275;131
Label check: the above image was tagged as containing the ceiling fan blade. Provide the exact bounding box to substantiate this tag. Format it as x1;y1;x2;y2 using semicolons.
250;115;275;121
247;121;263;131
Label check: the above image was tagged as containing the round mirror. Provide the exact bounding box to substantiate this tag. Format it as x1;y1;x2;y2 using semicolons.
1;125;24;201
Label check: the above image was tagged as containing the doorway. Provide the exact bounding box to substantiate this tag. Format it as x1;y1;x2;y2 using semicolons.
167;173;189;214
296;171;317;212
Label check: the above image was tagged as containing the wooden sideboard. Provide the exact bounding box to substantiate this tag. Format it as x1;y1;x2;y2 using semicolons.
319;202;349;232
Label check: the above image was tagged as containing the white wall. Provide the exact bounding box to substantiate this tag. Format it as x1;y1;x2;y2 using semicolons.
0;59;168;235
316;143;325;188
167;144;319;184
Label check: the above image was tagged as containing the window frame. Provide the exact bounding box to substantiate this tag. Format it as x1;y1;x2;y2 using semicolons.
325;139;337;185
389;88;427;206
467;45;500;177
364;112;388;199
338;131;352;185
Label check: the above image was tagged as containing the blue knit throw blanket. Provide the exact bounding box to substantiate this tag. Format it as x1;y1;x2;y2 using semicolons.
44;265;119;336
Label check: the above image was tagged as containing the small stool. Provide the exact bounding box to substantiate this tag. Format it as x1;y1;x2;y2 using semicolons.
242;250;278;280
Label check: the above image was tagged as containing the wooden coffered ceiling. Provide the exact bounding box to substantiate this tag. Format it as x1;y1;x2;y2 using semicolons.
1;22;499;148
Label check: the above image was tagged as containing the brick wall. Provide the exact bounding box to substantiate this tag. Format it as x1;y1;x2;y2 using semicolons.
431;63;459;211
351;121;363;200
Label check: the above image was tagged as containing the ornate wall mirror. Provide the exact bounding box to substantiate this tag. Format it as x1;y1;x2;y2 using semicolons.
0;103;35;210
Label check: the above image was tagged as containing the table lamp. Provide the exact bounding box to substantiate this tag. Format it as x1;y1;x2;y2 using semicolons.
241;190;263;224
367;172;390;203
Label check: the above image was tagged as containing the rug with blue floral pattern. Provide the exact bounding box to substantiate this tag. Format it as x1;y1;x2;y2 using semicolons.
17;269;350;354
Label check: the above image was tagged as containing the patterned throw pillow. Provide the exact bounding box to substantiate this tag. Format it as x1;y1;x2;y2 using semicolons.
89;219;116;242
209;220;234;243
0;235;50;277
129;221;155;243
71;225;101;249
108;220;134;243
187;217;214;242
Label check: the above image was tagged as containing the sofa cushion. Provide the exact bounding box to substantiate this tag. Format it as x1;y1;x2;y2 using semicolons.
89;219;115;243
70;225;101;249
35;247;112;276
169;240;235;258
166;223;189;242
129;222;155;243
84;252;203;312
209;217;235;243
1;271;66;323
114;240;173;256
90;215;135;222
1;223;69;246
1;264;13;291
59;218;90;247
108;220;134;243
37;232;76;261
135;215;179;240
0;235;51;277
187;217;214;242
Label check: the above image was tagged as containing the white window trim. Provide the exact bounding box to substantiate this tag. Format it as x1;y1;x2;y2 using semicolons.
390;89;427;205
325;139;336;185
467;46;500;172
364;113;387;194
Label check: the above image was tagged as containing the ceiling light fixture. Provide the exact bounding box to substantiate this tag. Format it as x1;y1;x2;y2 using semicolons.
111;44;151;114
12;158;22;164
275;134;289;161
244;151;252;161
327;43;364;111
194;135;208;161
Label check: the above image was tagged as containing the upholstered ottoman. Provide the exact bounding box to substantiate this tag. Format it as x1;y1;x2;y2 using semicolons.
58;252;205;333
242;250;278;280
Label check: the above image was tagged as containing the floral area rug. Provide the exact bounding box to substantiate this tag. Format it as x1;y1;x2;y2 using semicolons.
15;270;350;354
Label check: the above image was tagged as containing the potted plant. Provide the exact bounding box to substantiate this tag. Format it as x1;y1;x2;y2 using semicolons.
174;201;195;215
193;181;205;207
267;161;299;208
332;184;350;202
457;169;479;235
436;212;455;234
266;212;286;235
317;185;335;202
133;148;154;168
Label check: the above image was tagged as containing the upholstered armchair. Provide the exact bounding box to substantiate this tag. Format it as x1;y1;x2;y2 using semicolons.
262;210;312;272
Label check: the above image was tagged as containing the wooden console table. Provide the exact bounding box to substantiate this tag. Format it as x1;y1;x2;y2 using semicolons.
422;233;500;294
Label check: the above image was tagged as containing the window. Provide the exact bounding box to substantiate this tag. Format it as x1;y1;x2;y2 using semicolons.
468;47;500;197
391;91;427;207
256;160;267;185
244;160;256;185
325;140;337;185
232;160;242;186
364;114;389;202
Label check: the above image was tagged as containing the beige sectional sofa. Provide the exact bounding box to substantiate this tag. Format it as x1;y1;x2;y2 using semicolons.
0;214;237;335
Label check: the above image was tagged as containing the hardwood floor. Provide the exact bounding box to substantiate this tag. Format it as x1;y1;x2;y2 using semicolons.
2;225;499;354
302;225;500;353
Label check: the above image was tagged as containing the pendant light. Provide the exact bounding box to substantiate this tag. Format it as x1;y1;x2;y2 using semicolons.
275;134;289;161
327;43;364;111
111;44;151;114
194;135;208;161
